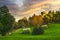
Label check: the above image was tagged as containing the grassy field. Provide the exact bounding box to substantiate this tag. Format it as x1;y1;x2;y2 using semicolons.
0;24;60;40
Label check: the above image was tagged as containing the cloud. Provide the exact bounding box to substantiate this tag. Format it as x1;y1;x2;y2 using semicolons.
0;0;60;21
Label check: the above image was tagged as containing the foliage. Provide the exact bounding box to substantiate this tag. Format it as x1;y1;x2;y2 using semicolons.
0;24;60;40
0;5;15;36
48;11;54;23
21;30;31;34
13;22;19;29
29;14;44;27
32;27;44;35
0;5;9;13
54;11;60;23
18;17;28;28
0;5;60;36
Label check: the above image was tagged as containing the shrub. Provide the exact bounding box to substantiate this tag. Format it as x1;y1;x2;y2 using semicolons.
21;30;31;34
32;27;44;35
21;28;31;34
41;25;48;29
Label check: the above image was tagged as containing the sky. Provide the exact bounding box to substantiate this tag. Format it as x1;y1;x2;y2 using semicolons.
0;0;60;21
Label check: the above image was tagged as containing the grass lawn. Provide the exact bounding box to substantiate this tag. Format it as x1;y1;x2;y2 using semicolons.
0;23;60;40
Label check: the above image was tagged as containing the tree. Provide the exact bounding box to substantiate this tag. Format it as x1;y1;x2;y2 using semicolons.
18;17;28;28
29;14;44;28
48;11;54;23
43;16;49;24
0;21;4;34
0;5;15;36
41;11;47;18
54;11;60;23
41;11;50;24
13;22;18;29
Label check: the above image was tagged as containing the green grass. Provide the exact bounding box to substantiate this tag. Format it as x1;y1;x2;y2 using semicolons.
0;23;60;40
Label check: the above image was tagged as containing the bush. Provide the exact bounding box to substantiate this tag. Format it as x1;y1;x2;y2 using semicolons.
41;25;48;29
21;30;31;34
32;27;44;35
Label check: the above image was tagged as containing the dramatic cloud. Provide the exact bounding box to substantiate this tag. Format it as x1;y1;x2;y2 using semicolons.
0;0;60;21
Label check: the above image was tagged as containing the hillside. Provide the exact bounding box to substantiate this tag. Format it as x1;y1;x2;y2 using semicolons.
0;24;60;40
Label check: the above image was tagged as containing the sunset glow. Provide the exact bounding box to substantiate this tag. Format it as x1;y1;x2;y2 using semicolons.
0;0;60;21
